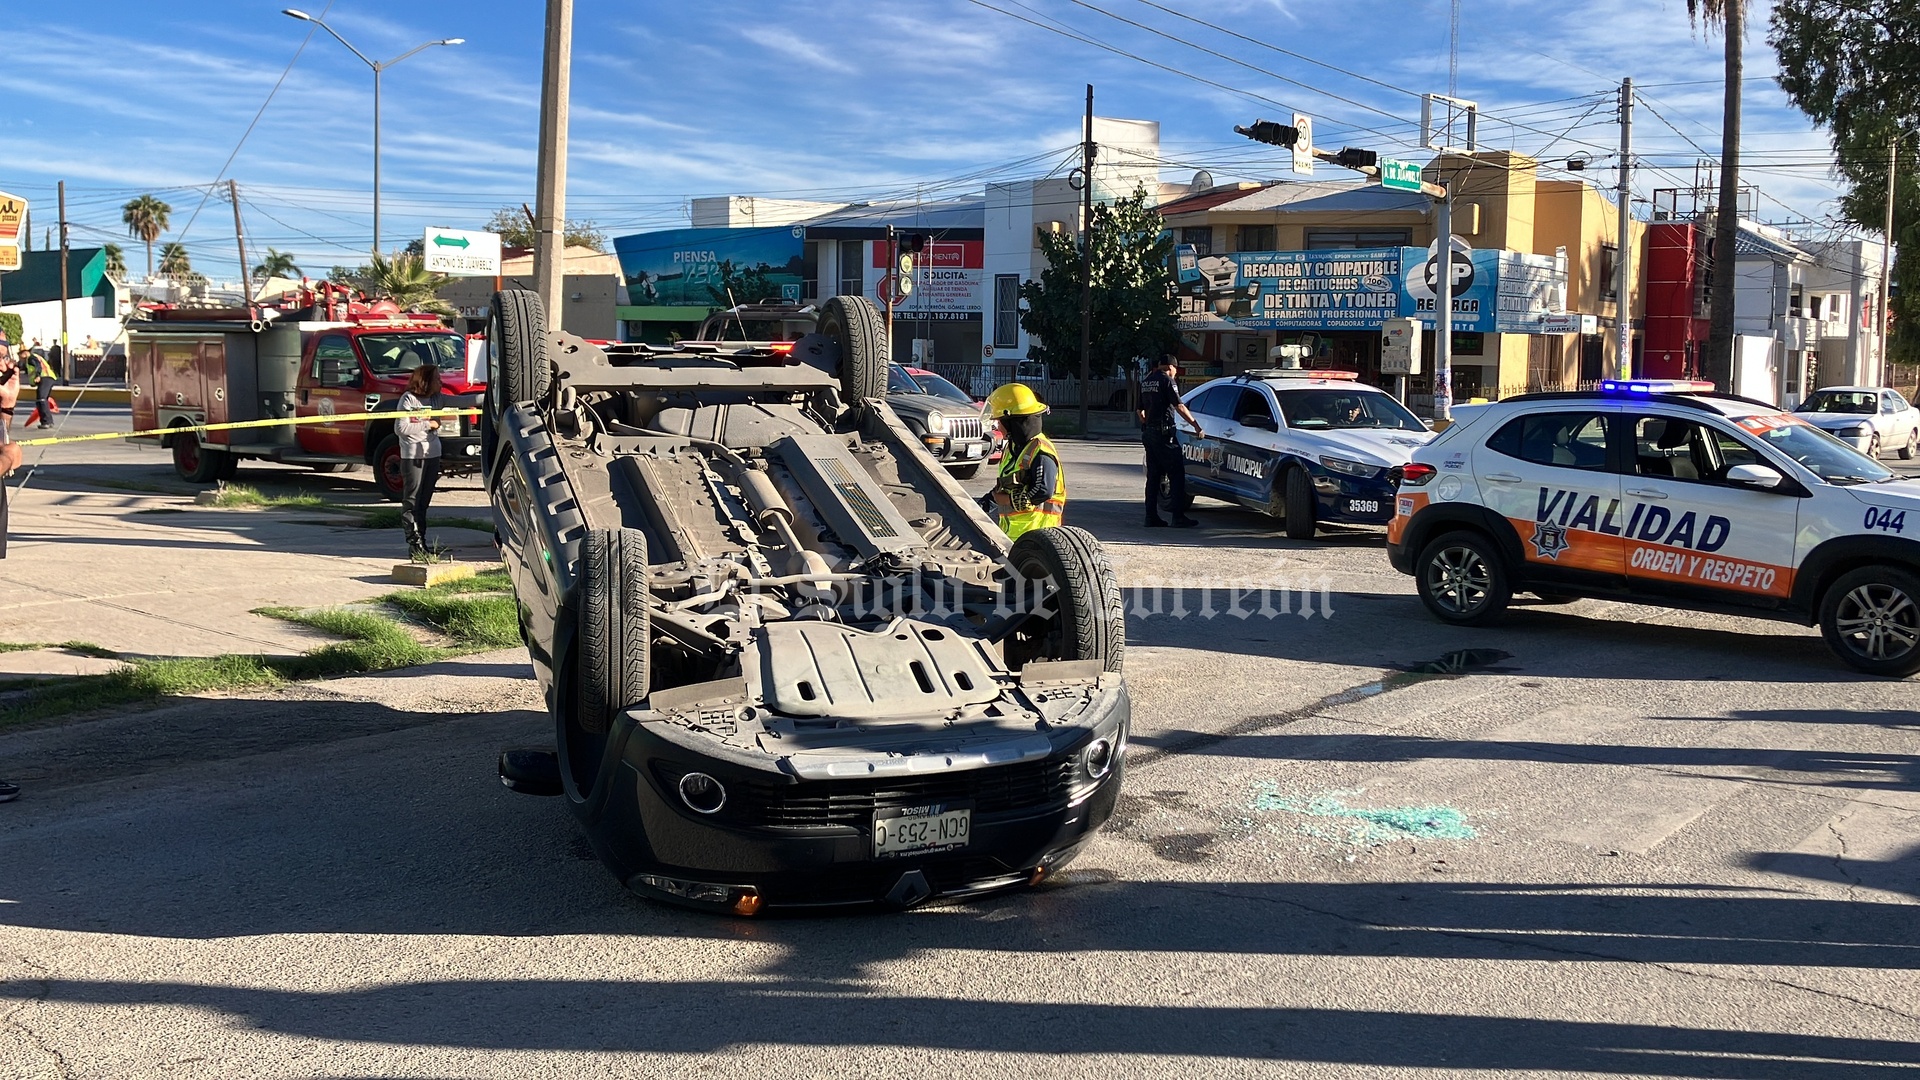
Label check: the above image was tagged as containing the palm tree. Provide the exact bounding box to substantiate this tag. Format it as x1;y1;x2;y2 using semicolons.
364;253;455;315
252;248;301;281
158;242;192;279
121;194;172;281
102;243;127;280
1691;0;1747;390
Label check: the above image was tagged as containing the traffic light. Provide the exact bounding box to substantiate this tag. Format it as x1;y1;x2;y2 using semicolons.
901;234;927;255
1331;147;1378;170
1234;120;1300;148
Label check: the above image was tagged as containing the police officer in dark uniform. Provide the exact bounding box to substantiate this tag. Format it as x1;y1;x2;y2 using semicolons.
1138;354;1202;528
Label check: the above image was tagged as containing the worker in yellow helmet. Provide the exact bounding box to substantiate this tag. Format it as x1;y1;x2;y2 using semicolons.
983;382;1066;540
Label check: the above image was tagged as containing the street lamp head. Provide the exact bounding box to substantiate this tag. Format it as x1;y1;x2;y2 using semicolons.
282;8;313;20
440;38;465;46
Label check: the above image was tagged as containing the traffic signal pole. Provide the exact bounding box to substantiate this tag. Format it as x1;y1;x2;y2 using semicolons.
1078;84;1095;438
1434;182;1453;425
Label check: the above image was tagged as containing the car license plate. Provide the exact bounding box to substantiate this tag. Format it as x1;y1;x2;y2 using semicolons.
965;442;985;458
873;803;972;858
1347;498;1381;515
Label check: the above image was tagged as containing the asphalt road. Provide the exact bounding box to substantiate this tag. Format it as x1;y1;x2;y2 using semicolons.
1;423;1917;1077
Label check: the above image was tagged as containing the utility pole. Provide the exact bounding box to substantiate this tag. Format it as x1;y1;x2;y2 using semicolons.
1078;84;1096;438
1881;136;1897;388
229;180;253;308
1615;77;1634;380
57;182;69;352
885;224;897;359
532;0;573;319
1705;0;1744;391
1434;180;1454;424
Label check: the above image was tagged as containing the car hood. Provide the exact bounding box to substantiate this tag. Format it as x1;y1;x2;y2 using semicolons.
1795;412;1876;431
1304;427;1436;467
1845;478;1920;511
888;393;980;423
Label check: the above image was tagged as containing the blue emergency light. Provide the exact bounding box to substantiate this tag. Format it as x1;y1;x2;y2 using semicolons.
1600;379;1716;395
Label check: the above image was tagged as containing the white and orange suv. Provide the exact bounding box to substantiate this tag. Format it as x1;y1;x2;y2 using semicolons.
1387;379;1920;676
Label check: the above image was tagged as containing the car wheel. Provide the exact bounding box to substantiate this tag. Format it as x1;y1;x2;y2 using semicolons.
1902;430;1917;461
578;527;652;734
1415;530;1511;626
373;435;405;502
1819;565;1920;677
950;462;983;480
1005;525;1124;673
817;295;887;406
170;425;223;484
1283;467;1316;540
492;289;551;411
1869;432;1882;458
216;450;240;481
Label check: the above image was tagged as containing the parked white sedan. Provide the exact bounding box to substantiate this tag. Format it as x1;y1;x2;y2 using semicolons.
1794;386;1920;460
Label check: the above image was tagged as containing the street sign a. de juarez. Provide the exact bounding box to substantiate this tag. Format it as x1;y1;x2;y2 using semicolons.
1380;159;1424;193
422;227;502;277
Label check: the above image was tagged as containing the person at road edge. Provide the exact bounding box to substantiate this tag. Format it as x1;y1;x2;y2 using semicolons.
0;340;24;802
984;382;1065;540
395;364;444;558
1139;354;1202;528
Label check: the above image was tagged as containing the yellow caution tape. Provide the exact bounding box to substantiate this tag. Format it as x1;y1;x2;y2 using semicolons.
14;408;481;448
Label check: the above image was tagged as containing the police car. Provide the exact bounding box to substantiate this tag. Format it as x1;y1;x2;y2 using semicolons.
1175;370;1434;539
1387;379;1920;676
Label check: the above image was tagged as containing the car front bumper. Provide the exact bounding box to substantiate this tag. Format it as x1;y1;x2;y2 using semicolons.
920;433;996;467
1311;469;1399;525
583;686;1130;911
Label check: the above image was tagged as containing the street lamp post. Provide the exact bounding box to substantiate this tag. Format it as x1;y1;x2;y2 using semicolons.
282;9;462;256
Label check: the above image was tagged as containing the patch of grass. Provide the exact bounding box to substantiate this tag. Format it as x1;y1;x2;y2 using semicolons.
352;506;494;532
0;641;120;659
0;579;522;729
206;482;330;511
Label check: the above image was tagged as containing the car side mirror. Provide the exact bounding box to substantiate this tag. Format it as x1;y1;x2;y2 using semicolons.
1725;463;1784;490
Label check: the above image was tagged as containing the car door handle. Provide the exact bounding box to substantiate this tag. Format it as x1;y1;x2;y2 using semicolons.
1625;488;1668;500
1482;472;1523;484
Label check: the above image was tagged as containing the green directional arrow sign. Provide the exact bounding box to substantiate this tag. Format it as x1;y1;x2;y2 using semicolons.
1380;159;1424;193
431;234;470;249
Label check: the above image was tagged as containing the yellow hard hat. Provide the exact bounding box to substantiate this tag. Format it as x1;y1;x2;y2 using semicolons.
986;382;1048;418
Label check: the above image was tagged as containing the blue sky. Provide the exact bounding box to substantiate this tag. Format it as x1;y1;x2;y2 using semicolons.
0;0;1847;283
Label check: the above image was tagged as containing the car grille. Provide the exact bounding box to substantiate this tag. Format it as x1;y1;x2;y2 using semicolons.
947;415;984;441
725;756;1079;828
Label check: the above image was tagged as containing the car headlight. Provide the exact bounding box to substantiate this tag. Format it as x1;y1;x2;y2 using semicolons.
1318;455;1380;478
1837;424;1872;438
924;411;948;434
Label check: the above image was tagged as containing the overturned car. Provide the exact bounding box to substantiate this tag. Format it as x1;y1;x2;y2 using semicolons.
484;290;1128;912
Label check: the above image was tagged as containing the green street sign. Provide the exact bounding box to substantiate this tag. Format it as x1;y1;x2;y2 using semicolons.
1381;159;1423;193
431;233;470;249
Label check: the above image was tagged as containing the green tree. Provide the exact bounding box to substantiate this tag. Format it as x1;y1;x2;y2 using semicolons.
157;241;192;278
1018;188;1178;378
1772;0;1920;365
253;248;301;281
102;243;127;280
365;253;455;316
482;207;608;252
121;194;172;280
328;263;370;290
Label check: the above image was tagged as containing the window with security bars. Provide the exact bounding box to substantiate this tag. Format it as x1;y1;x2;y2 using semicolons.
1235;225;1275;252
1179;227;1213;255
838;241;865;298
993;274;1021;349
1305;228;1412;250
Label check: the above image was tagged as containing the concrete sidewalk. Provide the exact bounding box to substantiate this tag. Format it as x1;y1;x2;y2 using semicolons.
0;483;501;665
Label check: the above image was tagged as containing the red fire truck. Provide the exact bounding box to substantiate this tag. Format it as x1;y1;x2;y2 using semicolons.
127;285;484;500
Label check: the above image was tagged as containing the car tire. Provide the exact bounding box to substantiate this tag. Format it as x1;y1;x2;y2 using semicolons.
950;463;983;480
1005;525;1124;673
1902;430;1917;461
1415;530;1512;627
1818;565;1920;677
170;425;223;484
216;450;240;481
817;295;887;407
578;527;651;734
373;434;406;502
492;289;551;412
1869;433;1882;458
1283;467;1316;540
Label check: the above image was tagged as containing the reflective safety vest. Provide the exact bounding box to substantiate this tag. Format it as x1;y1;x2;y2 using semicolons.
996;433;1067;540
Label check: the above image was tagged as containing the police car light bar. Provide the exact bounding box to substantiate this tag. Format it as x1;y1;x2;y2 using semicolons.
1245;369;1361;381
1600;379;1716;394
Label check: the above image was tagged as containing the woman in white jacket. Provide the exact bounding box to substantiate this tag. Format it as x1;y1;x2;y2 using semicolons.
395;364;443;556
